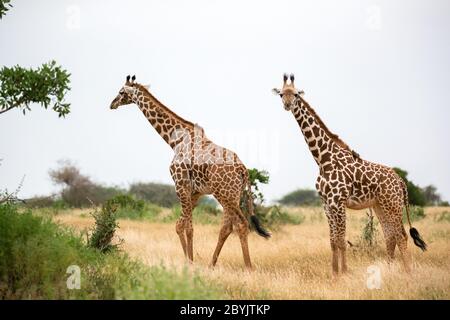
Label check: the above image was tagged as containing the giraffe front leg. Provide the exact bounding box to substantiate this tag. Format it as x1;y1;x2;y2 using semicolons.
176;217;188;258
324;202;347;277
175;183;194;263
185;193;201;262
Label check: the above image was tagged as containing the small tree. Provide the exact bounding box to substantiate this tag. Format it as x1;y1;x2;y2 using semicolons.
0;2;71;117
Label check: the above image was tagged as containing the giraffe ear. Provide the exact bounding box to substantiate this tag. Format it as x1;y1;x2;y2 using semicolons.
272;88;281;96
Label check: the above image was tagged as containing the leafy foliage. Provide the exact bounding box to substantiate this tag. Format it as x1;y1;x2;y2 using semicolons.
256;205;305;227
0;60;71;117
243;168;303;227
0;203;223;299
278;188;321;206
247;168;269;203
0;0;12;19
404;205;426;223
361;209;379;247
88;199;122;253
393;167;426;206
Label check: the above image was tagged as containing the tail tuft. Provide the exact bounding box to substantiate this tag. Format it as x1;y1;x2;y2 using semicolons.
250;215;271;239
410;227;427;251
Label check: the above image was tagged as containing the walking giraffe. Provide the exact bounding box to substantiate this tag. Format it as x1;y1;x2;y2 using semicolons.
273;74;426;276
110;75;270;269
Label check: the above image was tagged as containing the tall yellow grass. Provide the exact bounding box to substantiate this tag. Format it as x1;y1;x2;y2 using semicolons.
56;207;450;299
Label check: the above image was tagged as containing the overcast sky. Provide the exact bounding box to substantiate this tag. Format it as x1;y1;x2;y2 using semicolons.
1;0;449;203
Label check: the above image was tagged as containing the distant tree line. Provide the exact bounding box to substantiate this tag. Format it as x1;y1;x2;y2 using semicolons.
393;167;448;207
25;161;181;209
277;167;448;207
24;163;448;209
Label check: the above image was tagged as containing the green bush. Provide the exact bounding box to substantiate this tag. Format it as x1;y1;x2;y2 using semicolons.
403;206;426;223
254;205;304;227
361;210;379;247
106;194;162;220
0;204;223;299
88;199;121;253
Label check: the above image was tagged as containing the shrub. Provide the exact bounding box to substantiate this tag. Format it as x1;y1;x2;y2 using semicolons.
88;199;121;253
110;194;145;211
361;209;379;247
404;206;426;222
105;194;162;221
255;205;304;227
0;204;224;299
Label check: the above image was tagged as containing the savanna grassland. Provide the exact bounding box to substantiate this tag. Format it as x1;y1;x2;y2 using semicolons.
53;206;450;300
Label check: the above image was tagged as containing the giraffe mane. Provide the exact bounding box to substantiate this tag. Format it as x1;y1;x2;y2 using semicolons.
134;83;195;129
298;97;352;152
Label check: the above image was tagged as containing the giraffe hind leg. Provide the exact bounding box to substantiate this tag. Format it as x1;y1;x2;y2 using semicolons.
233;207;252;270
210;215;233;267
395;220;412;273
373;204;396;262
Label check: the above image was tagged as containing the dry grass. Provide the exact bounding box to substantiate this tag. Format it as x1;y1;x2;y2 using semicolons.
55;207;450;299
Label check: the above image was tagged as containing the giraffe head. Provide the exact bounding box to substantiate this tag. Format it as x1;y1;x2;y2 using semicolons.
272;73;304;111
110;75;142;109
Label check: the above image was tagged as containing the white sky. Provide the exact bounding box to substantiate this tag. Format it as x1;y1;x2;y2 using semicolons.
1;0;449;203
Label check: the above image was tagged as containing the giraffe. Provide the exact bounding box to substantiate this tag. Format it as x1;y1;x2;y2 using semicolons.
110;75;270;269
273;73;426;276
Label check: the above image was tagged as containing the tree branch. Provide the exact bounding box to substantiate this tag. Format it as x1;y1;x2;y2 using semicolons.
0;105;17;115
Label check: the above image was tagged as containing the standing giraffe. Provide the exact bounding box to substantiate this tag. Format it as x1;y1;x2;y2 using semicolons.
273;74;426;276
110;75;270;269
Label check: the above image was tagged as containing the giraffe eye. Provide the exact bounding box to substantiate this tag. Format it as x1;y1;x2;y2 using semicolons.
279;93;283;98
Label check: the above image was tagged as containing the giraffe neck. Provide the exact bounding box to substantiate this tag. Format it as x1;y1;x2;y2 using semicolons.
291;98;348;169
132;86;194;150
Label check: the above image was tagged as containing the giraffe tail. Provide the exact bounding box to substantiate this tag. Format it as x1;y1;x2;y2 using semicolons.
244;173;271;239
402;180;427;251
